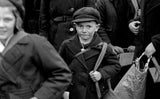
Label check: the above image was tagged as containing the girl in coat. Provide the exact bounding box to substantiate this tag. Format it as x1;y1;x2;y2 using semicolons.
0;0;72;99
59;7;121;99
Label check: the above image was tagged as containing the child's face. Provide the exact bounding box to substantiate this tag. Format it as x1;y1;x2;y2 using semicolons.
0;7;15;41
75;21;99;42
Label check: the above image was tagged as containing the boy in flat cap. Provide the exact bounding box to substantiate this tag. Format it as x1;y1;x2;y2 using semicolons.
59;7;121;99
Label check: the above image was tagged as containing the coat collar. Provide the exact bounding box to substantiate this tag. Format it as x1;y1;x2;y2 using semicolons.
67;33;103;55
2;31;29;56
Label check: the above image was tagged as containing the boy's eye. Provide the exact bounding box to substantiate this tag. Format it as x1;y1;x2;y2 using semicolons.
79;25;83;28
86;25;91;29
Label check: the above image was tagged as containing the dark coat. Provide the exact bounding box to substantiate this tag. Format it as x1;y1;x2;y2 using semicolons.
135;0;160;99
135;0;160;59
0;32;71;99
39;0;95;50
59;33;121;99
96;0;136;47
23;0;41;34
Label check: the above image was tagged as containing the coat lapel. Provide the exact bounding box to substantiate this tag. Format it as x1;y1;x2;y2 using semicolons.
67;35;89;70
0;31;29;84
83;43;103;61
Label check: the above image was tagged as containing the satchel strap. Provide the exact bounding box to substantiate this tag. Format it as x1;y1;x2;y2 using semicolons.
74;48;90;58
93;42;108;71
94;42;108;99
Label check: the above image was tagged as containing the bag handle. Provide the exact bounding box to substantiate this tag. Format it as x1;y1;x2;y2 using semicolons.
135;52;152;72
93;42;108;99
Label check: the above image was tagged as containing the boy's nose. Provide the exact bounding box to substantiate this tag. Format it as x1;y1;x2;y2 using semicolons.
82;27;87;32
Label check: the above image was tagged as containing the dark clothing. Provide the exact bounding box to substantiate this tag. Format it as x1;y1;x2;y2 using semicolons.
96;0;136;89
39;0;95;50
135;0;160;59
134;0;160;99
59;33;121;99
0;31;71;99
96;0;136;48
152;34;160;55
23;0;41;34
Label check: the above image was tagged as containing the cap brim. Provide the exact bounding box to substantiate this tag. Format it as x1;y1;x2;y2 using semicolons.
72;18;96;23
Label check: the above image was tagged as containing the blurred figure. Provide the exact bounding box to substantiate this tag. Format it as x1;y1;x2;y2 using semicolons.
96;0;136;54
59;7;121;99
39;0;95;50
128;0;141;35
0;0;72;99
95;0;138;89
133;0;160;98
23;0;41;34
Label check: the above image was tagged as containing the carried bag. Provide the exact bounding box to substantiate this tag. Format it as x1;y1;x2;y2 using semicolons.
118;52;134;67
149;57;160;83
112;52;151;99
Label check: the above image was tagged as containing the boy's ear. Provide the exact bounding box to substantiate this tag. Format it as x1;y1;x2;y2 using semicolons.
72;22;76;27
96;23;100;28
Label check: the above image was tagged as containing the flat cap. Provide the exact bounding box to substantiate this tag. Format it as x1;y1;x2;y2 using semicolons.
72;7;101;23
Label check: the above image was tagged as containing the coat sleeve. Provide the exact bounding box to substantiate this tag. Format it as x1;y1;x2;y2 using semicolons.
98;45;121;80
32;36;72;99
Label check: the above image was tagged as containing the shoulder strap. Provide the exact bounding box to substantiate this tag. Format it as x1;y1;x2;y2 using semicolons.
2;31;28;55
94;42;107;99
93;42;108;71
74;48;90;58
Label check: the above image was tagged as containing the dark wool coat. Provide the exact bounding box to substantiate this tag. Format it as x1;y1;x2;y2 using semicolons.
134;0;160;99
39;0;95;50
59;33;121;99
96;0;136;47
0;32;71;99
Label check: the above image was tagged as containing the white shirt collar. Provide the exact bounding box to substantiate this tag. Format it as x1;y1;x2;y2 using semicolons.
0;34;14;52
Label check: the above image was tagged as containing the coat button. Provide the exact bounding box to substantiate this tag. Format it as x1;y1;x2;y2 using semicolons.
69;27;74;32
